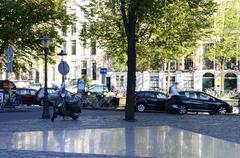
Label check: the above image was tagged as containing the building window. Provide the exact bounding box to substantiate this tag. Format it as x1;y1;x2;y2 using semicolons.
203;43;214;70
184;56;193;70
92;62;96;80
116;75;124;87
81;61;87;76
71;40;76;55
62;28;67;36
202;73;214;91
71;23;76;36
150;76;159;89
165;61;176;71
203;58;214;70
91;40;96;55
224;73;237;91
183;76;193;90
62;41;66;53
166;76;175;87
225;58;236;70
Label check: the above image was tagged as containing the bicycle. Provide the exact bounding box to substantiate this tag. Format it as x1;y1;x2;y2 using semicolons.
92;94;110;108
0;94;20;109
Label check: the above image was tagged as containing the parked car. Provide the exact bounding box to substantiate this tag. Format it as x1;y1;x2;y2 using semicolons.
166;91;233;115
87;84;108;95
0;80;16;92
35;88;60;106
66;85;78;94
134;91;169;112
0;80;17;106
35;88;80;106
16;88;37;106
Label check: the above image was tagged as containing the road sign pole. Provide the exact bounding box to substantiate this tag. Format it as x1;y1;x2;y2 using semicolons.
101;74;106;84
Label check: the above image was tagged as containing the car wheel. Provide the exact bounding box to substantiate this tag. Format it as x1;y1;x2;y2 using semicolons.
219;106;227;114
178;105;187;115
71;114;78;120
136;103;146;112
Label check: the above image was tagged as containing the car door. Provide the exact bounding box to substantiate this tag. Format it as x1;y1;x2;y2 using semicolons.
144;92;158;110
155;92;168;110
198;92;220;111
28;89;37;105
19;89;29;104
183;92;202;110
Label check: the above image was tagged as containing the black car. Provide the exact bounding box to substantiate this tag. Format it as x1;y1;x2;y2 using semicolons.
135;91;168;112
166;91;233;115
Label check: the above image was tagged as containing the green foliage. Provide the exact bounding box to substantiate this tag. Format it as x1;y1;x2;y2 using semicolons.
206;0;240;63
0;0;73;71
80;0;216;71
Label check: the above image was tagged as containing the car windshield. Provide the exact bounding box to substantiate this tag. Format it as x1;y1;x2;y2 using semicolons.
47;89;59;94
199;93;212;100
156;93;167;99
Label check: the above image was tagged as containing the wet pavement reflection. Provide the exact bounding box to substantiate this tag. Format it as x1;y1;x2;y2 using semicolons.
0;126;239;157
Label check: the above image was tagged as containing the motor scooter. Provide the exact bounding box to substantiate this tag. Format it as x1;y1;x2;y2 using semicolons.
51;90;81;122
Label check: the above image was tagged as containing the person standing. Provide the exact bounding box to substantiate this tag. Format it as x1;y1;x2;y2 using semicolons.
169;82;180;97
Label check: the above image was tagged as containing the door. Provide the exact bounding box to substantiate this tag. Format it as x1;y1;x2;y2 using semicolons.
198;92;219;111
144;92;158;110
106;77;111;91
184;92;202;110
155;92;168;110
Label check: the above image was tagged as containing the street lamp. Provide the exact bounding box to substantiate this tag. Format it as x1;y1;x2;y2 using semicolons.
41;35;50;119
57;50;67;84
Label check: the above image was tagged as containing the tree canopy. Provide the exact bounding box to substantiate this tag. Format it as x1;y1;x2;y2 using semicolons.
204;0;240;94
80;0;216;71
0;0;73;71
81;0;216;120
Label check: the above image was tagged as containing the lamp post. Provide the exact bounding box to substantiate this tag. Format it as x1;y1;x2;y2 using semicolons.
41;35;50;119
57;50;67;84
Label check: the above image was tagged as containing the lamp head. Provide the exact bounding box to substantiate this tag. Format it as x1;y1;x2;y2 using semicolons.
40;35;49;49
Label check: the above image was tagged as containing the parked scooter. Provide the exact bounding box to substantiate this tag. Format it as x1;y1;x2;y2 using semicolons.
51;85;82;122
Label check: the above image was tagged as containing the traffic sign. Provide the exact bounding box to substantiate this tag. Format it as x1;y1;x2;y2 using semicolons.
6;46;13;62
6;46;13;73
58;61;70;75
100;68;107;74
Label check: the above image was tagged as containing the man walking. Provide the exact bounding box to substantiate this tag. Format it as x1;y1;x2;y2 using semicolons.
169;82;180;97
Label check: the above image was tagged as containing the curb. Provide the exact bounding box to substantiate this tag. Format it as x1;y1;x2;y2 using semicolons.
82;107;125;111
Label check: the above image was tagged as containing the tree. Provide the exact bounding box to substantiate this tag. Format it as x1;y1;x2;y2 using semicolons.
0;0;73;72
80;0;216;120
205;0;240;96
119;0;137;120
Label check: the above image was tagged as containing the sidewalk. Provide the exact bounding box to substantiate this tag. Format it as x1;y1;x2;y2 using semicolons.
0;110;240;157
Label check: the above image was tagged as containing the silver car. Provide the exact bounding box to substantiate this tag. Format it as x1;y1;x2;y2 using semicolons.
35;88;60;106
36;88;82;106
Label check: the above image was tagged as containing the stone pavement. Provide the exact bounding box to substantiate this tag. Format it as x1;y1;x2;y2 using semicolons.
1;109;240;157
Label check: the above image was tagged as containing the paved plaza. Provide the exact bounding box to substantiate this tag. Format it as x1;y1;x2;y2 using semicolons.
0;108;240;157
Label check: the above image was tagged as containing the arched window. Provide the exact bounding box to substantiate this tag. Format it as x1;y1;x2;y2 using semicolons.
224;73;237;91
202;73;214;91
184;58;193;70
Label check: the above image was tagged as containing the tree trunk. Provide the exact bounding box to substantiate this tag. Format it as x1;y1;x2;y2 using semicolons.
167;61;171;95
120;0;137;121
220;58;225;97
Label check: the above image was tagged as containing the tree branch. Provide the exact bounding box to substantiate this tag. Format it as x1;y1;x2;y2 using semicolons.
120;0;129;38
